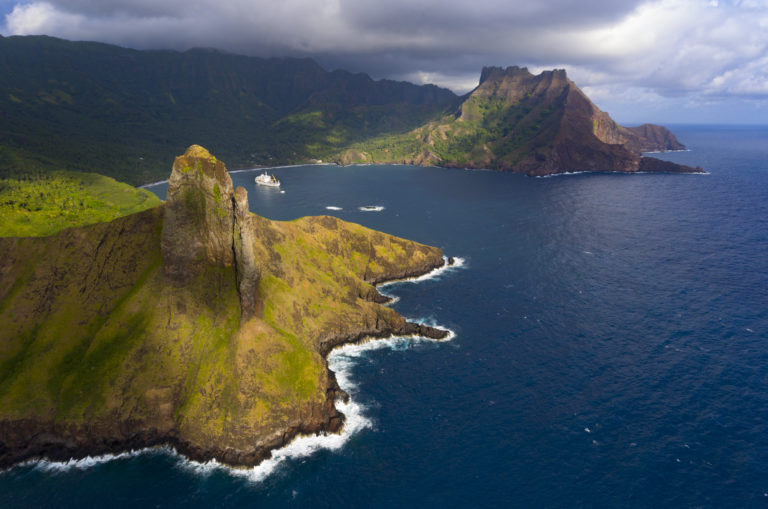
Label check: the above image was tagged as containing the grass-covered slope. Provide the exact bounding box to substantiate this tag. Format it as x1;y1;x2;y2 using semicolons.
0;35;456;184
337;66;701;176
0;146;446;467
0;170;161;237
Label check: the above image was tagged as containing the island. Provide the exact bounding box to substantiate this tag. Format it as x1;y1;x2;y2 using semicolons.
0;146;449;468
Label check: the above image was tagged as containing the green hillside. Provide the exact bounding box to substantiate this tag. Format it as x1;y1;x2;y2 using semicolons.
0;146;447;467
0;35;456;185
337;66;698;175
0;169;161;237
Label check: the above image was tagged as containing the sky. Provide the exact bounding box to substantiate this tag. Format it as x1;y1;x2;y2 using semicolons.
2;0;767;124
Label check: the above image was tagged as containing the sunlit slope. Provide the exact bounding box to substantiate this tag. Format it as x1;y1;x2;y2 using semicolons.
0;146;445;467
337;66;699;175
0;170;161;237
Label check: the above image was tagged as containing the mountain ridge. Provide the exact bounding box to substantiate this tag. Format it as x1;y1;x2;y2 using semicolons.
1;36;698;183
0;35;458;184
338;65;700;175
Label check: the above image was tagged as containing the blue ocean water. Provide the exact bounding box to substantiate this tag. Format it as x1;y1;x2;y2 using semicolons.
2;125;767;507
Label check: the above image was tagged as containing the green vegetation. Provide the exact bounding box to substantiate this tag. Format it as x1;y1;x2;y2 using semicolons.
0;170;161;237
0;151;444;464
0;35;457;185
342;87;565;170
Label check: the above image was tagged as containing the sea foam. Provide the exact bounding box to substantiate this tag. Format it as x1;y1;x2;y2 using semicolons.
378;256;466;288
22;449;158;473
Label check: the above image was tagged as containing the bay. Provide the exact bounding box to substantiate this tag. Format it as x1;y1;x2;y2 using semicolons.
2;125;767;507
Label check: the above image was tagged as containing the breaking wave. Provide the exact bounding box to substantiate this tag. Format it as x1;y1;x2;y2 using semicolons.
378;256;466;289
4;255;464;485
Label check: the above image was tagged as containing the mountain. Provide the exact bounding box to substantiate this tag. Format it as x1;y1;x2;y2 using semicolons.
0;36;457;184
1;36;698;182
0;146;449;468
338;66;700;175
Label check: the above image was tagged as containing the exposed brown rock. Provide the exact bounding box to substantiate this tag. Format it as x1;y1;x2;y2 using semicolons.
626;124;687;152
0;146;449;470
161;145;235;281
342;65;702;176
233;185;259;319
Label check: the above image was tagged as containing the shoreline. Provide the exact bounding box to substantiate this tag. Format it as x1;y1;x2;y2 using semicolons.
140;163;333;188
0;256;461;478
138;156;701;189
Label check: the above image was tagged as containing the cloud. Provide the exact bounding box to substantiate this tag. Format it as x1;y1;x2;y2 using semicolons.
3;0;768;120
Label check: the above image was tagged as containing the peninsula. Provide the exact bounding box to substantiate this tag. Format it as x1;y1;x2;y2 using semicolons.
337;66;702;176
0;146;448;468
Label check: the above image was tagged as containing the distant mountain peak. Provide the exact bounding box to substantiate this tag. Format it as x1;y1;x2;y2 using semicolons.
339;65;701;175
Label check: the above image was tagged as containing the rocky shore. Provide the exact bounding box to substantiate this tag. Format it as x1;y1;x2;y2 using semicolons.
0;263;451;470
0;146;453;470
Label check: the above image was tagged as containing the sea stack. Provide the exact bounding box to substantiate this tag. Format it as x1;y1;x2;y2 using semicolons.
0;146;450;469
161;145;259;316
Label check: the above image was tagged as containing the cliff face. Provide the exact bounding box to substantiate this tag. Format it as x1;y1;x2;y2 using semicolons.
161;145;237;279
0;146;446;468
161;145;258;316
625;124;686;152
338;66;701;175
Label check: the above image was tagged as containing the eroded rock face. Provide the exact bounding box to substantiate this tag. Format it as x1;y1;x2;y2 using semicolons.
341;66;701;175
161;145;236;280
626;124;686;152
233;186;259;318
161;145;259;315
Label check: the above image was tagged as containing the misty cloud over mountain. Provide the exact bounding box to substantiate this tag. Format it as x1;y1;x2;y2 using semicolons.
3;0;767;122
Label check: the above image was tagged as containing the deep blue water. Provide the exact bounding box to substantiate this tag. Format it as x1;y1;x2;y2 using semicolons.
2;125;768;507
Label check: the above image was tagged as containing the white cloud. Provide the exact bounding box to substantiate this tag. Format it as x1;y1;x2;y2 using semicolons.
3;0;768;121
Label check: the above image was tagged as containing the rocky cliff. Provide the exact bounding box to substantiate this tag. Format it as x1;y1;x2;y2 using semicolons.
161;145;259;316
0;146;447;468
625;124;686;152
338;66;702;176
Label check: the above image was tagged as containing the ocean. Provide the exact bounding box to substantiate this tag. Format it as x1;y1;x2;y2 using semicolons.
2;125;767;507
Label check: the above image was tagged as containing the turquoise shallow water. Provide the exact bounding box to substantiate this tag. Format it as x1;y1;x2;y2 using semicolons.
2;125;767;507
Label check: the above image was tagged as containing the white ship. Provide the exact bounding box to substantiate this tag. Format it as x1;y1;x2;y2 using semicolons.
255;172;280;187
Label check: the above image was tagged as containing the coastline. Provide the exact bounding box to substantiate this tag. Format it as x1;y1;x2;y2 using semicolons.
139;156;701;189
139;163;334;188
0;255;459;477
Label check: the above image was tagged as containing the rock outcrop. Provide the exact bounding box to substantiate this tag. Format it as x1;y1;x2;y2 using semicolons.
233;186;259;318
161;144;259;316
0;146;448;469
625;124;686;152
337;66;703;176
162;145;236;279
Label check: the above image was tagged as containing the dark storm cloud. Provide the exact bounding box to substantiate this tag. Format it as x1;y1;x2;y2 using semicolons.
340;0;641;32
3;0;768;113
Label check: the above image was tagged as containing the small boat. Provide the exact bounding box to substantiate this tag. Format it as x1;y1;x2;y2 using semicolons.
255;172;280;187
